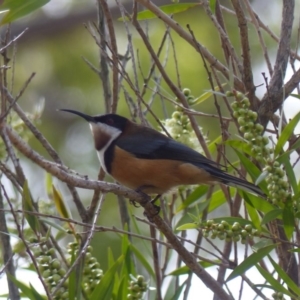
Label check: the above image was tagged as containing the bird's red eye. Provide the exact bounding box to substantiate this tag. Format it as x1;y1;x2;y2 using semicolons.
106;118;114;125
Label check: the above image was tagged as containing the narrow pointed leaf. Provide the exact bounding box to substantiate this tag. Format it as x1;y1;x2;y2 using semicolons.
256;265;294;297
6;273;46;300
244;200;261;230
275;111;300;156
176;223;198;230
135;3;199;20
269;256;300;295
176;185;208;212
261;209;282;225
90;254;123;300
226;244;275;282
278;153;297;194
252;239;274;252
243;192;275;214
282;201;294;240
68;245;76;300
0;0;50;25
52;185;71;219
130;244;155;278
168;261;216;276
45;173;53;197
22;180;39;233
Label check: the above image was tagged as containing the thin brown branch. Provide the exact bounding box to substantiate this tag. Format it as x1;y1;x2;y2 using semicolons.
244;0;273;76
96;3;111;113
258;0;295;127
202;0;242;76
0;191;20;300
231;0;255;104
98;0;119;113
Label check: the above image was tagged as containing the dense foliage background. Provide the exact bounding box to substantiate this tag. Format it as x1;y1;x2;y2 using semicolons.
1;0;300;299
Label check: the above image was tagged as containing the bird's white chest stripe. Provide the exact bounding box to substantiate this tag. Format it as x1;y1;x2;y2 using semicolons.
89;123;121;173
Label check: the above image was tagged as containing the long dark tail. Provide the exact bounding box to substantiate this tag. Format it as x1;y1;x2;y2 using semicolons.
209;168;266;198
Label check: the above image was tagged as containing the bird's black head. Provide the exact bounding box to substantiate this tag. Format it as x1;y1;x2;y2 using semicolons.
93;114;128;132
60;109;128;131
60;109;129;151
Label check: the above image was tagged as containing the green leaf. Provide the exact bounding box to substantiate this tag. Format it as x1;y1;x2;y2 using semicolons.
191;86;225;105
234;150;267;191
256;265;294;297
176;223;198;230
45;173;52;197
291;94;300;99
168;281;186;300
243;192;275;214
187;212;200;223
168;261;217;276
22;180;39;233
116;276;127;300
207;188;229;212
207;135;222;154
209;0;216;13
225;140;252;156
130;244;155;278
52;185;71;219
135;3;199;21
121;227;134;278
176;185;208;212
255;170;268;186
268;255;300;296
0;0;50;25
90;254;123;300
226;244;275;282
6;273;46;300
29;284;45;300
289;247;300;252
252;239;274;252
261;209;282;225
282;200;294;240
68;245;76;300
245;200;261;230
278;153;297;194
275;111;300;156
212;217;253;227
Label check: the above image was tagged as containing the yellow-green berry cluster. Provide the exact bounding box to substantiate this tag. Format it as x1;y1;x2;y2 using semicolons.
229;90;290;204
0;112;33;159
272;291;285;300
31;241;68;299
201;220;260;244
68;242;103;296
229;91;270;162
263;161;289;204
162;88;207;152
127;275;148;300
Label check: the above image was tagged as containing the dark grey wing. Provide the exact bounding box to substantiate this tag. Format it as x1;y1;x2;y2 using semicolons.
115;128;219;167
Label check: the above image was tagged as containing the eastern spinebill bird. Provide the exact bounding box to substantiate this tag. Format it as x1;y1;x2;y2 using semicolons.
60;109;265;198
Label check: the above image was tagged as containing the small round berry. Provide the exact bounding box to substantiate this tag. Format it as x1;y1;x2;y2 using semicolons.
183;88;191;96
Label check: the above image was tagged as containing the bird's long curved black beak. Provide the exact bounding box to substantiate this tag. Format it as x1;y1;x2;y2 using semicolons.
59;109;96;122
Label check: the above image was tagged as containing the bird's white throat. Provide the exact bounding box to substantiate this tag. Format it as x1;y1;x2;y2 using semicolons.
89;123;122;173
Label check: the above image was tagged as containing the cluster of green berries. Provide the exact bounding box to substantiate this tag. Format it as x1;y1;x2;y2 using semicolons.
272;291;286;300
201;220;260;244
228;90;289;204
127;275;148;300
229;91;270;162
263;161;289;204
31;241;68;299
162;88;207;152
68;242;103;296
